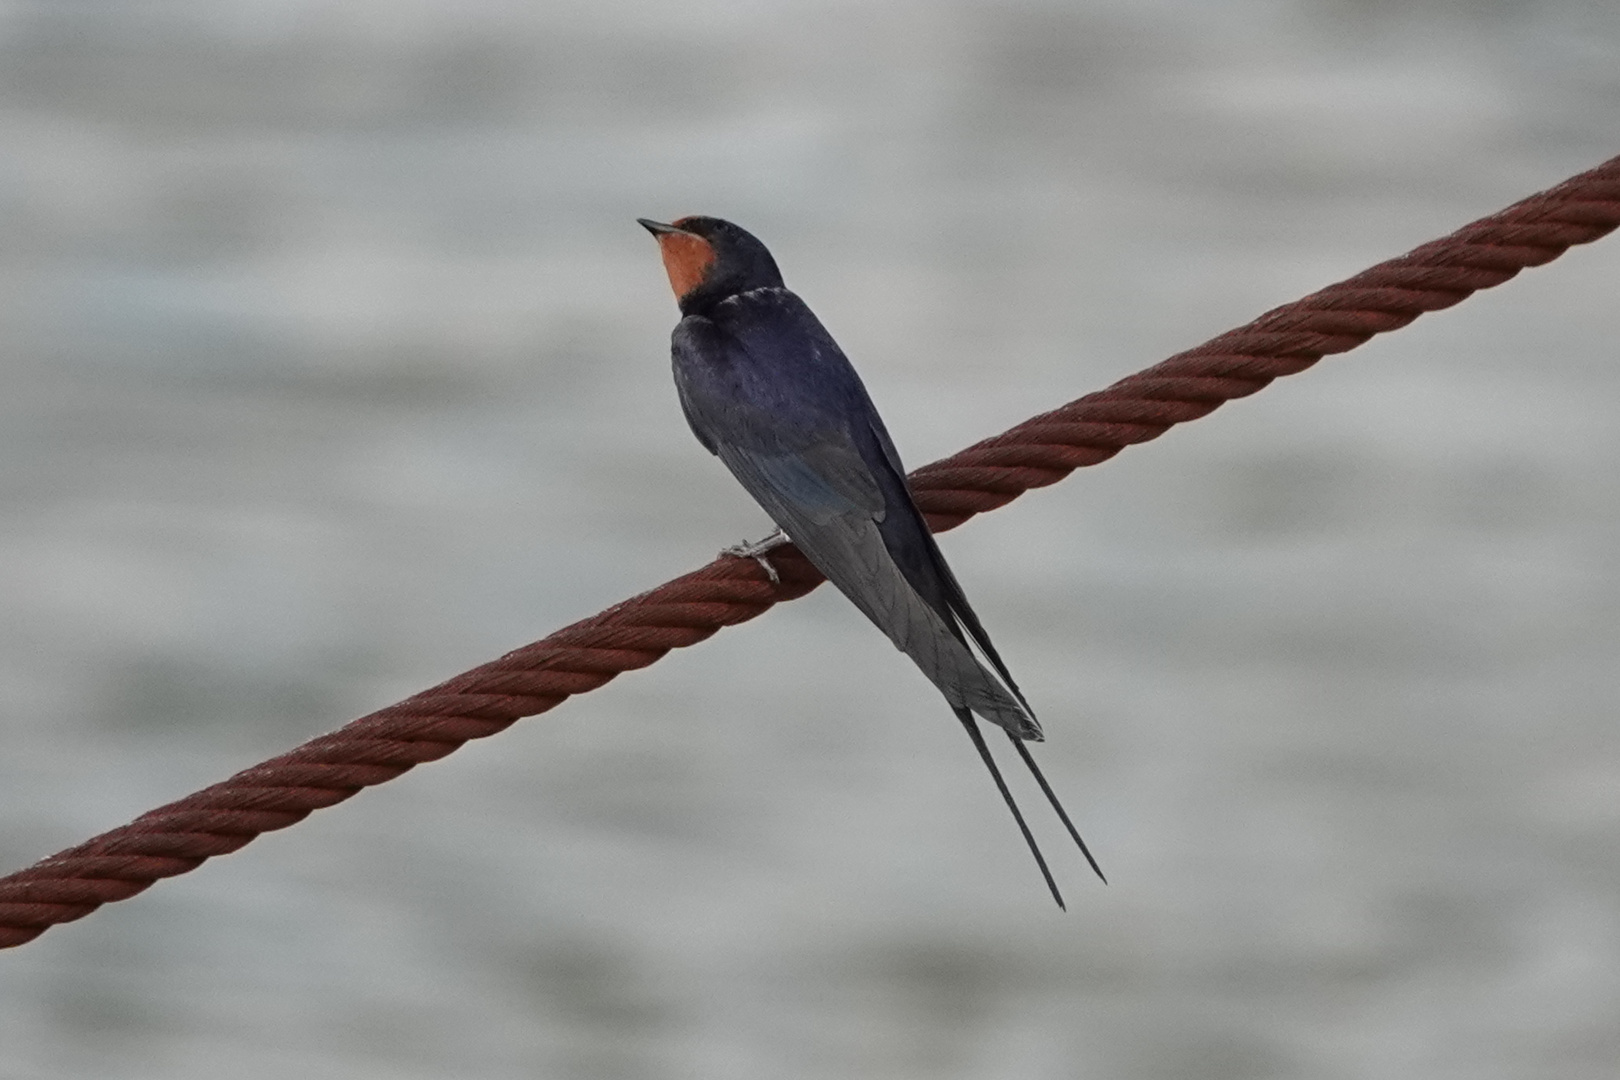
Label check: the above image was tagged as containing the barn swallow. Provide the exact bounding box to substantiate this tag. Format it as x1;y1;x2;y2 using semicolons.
640;215;1103;905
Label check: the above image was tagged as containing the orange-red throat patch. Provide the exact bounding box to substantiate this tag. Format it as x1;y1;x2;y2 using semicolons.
656;230;716;300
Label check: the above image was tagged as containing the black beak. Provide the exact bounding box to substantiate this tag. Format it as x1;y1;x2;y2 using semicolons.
638;218;689;237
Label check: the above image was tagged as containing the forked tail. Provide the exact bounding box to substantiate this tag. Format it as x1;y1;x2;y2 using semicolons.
954;710;1107;907
954;708;1066;909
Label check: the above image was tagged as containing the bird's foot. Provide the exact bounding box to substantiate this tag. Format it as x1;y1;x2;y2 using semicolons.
723;528;788;584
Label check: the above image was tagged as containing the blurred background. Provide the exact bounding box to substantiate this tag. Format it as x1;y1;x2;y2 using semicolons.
2;1;1619;1077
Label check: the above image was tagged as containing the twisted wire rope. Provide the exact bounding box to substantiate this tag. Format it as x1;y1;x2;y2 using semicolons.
3;155;1619;948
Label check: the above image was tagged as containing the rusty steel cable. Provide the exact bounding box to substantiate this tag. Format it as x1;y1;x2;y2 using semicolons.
3;155;1619;949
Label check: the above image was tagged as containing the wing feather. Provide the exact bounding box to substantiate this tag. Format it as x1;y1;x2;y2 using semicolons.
673;297;1038;738
715;441;1037;738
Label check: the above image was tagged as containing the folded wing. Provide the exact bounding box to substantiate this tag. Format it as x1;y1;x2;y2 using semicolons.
713;433;1040;740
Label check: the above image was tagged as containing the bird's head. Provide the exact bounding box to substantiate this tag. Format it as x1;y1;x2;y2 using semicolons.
638;216;784;314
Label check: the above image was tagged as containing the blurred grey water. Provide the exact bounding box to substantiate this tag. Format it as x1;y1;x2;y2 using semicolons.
2;1;1620;1077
